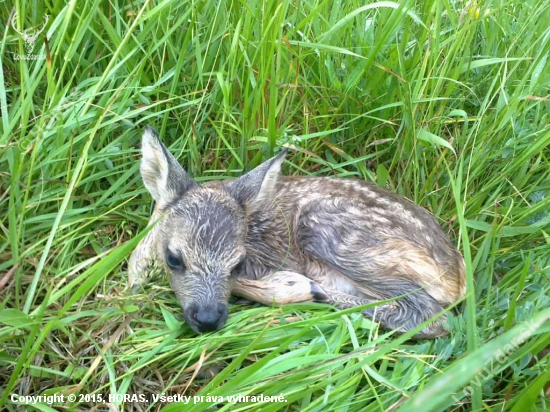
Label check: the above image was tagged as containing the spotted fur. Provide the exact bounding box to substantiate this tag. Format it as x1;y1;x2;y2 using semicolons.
129;126;466;338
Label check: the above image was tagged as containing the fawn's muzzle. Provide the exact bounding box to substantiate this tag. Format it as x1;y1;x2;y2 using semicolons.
185;302;228;333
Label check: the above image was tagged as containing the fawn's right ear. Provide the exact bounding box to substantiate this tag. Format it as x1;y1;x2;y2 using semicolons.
140;126;197;206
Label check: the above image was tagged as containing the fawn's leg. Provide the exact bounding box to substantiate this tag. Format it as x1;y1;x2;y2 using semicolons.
232;271;447;339
317;284;448;339
231;271;329;305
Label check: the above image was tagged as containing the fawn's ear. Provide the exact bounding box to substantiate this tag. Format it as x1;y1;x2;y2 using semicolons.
140;126;198;206
227;149;288;210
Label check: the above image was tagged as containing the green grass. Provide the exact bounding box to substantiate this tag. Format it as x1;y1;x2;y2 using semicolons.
1;0;549;411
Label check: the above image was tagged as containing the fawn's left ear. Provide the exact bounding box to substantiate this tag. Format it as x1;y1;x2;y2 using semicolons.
140;126;198;206
227;149;288;210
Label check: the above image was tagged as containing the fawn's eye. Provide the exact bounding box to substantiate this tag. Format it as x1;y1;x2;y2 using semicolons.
231;259;245;276
166;251;185;270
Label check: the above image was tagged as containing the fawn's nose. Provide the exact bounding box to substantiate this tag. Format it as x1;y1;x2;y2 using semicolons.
191;303;228;332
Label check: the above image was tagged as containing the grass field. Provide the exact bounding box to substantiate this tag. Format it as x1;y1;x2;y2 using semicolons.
1;0;549;411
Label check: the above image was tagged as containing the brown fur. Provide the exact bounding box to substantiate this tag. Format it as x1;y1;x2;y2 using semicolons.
129;126;466;338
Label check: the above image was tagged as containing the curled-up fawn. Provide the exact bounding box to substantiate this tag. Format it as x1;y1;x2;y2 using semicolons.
129;127;465;338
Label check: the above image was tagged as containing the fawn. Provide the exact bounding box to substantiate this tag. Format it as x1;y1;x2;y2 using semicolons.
129;126;465;338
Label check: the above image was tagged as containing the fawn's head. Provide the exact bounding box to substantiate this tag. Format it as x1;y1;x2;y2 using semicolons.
140;127;286;333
